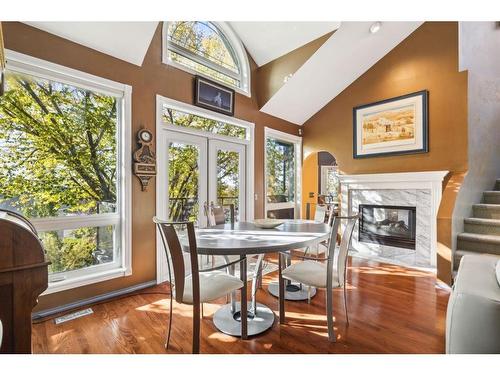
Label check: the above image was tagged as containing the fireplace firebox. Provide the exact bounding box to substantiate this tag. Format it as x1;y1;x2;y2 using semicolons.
358;204;416;250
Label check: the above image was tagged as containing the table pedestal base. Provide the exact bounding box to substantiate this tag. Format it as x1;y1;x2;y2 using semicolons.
213;302;274;337
267;282;317;301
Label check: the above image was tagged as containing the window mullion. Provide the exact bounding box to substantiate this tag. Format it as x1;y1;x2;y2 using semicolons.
31;213;120;232
168;42;241;81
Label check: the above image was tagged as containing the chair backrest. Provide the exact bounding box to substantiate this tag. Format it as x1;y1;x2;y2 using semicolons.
326;204;336;227
314;204;328;223
326;215;359;287
204;202;234;227
153;218;199;304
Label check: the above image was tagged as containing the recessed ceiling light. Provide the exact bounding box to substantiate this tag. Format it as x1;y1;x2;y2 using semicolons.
370;22;382;34
283;73;293;84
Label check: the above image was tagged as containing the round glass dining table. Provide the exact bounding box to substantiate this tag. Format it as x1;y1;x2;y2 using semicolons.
179;220;330;338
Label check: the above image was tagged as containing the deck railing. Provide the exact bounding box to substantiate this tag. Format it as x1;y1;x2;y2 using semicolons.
169;196;239;222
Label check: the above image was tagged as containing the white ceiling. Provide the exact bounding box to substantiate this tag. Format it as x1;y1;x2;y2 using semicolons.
229;22;341;67
24;22;159;66
260;22;423;125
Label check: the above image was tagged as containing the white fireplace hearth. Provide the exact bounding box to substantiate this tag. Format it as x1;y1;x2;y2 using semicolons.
338;171;448;269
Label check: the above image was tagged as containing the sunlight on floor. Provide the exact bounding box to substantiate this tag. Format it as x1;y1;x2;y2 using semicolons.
207;331;238;343
49;328;75;342
350;264;432;277
135;299;170;314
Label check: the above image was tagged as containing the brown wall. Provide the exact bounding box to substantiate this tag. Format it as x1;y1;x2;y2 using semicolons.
3;22;300;310
256;32;333;107
302;22;468;283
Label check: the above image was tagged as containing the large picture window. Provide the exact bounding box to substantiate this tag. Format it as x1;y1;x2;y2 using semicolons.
163;21;250;96
0;51;131;292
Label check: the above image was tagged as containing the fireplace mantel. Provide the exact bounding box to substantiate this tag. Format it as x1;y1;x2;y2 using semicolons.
338;171;448;268
338;171;449;186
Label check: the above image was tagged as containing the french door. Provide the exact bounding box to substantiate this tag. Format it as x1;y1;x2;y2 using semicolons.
162;130;246;228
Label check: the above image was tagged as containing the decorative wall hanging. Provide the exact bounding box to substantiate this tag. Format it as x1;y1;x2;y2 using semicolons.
133;128;156;191
353;90;429;158
194;75;235;116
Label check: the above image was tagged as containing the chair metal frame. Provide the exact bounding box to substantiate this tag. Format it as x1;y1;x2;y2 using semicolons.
278;214;359;342
153;217;244;353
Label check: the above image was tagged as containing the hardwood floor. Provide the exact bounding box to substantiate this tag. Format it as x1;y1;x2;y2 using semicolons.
32;257;450;354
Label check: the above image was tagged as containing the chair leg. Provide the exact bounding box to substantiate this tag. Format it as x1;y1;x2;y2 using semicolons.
278;253;285;324
307;286;312;304
192;303;201;354
326;287;336;342
343;283;349;326
165;290;173;350
201;303;204;318
251;254;265;315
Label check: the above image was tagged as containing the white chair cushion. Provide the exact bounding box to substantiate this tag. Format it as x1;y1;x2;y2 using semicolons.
182;271;244;304
282;260;340;288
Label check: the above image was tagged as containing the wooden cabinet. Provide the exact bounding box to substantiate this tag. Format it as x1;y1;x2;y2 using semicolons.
0;209;49;354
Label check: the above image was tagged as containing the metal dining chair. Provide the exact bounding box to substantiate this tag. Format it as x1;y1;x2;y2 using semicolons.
154;218;245;354
278;214;359;342
203;202;265;314
314;204;328;223
306;203;336;256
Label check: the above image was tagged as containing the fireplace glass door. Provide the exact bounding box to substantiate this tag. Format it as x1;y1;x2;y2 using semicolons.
358;204;416;250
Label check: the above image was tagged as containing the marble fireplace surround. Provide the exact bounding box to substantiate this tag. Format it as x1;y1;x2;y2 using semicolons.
338;171;448;268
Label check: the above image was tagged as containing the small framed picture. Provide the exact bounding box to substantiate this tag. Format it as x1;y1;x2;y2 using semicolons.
194;76;235;116
353;90;429;158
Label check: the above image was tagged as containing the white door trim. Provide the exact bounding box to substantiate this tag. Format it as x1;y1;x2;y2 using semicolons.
264;127;302;219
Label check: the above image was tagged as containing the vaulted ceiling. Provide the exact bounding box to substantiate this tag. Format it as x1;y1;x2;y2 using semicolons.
24;22;158;66
260;22;423;125
228;22;341;66
23;21;424;125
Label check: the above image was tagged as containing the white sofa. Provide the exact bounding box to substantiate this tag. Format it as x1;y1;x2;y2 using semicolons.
446;254;500;353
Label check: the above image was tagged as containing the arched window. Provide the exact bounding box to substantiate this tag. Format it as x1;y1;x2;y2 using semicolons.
163;22;250;96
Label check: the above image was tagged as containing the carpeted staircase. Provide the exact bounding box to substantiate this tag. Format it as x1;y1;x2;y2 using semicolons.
454;179;500;273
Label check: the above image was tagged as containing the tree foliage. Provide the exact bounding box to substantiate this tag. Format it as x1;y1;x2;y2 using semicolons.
0;72;117;273
164;108;241;222
0;72;117;218
266;138;295;203
167;21;240;87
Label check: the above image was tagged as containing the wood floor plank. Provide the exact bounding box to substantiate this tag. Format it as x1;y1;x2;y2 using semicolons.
32;257;450;354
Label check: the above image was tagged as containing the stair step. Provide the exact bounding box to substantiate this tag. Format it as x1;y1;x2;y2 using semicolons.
483;191;500;204
453;249;500;270
457;232;500;254
464;217;500;235
473;203;500;219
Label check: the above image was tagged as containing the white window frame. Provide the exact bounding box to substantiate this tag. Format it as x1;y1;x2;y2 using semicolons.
162;21;251;97
4;50;132;295
155;95;255;283
264;127;302;219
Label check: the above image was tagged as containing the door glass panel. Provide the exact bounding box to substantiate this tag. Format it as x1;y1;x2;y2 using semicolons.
216;149;240;222
168;142;200;222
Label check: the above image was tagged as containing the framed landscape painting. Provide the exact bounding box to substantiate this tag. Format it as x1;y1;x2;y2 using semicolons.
353;90;428;158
